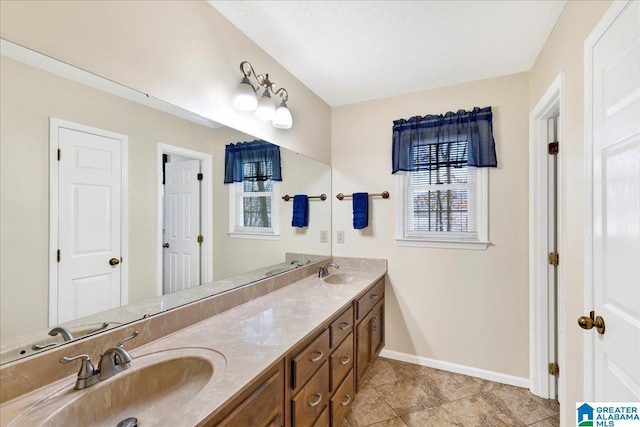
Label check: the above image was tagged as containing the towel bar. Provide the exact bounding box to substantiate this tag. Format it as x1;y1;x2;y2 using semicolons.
282;194;327;201
336;191;390;201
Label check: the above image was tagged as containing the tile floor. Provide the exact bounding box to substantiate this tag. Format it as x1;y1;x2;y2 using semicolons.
344;357;559;427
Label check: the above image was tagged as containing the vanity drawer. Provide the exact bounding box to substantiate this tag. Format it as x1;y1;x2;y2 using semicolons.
330;306;353;348
330;332;353;392
330;370;354;426
292;329;330;390
292;361;330;427
356;279;384;321
214;363;284;427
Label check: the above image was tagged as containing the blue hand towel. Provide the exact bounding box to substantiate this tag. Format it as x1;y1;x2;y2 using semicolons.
292;195;309;228
353;192;369;229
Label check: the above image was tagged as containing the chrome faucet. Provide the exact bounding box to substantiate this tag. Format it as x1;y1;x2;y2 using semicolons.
318;262;339;278
291;259;308;267
49;326;74;342
99;330;138;380
99;346;133;380
60;330;138;390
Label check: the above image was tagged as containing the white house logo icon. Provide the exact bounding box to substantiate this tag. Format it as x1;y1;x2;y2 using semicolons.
578;403;594;426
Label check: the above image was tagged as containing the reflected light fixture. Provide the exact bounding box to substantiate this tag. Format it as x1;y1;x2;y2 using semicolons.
232;61;292;129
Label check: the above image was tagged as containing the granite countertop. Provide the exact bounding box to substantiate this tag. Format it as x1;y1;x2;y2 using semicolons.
0;262;386;426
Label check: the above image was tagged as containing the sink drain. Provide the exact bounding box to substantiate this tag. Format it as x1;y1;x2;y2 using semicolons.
116;417;138;427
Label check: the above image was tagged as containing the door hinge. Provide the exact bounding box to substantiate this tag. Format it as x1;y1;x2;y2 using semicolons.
197;235;203;244
548;362;560;376
548;252;559;266
197;173;203;181
57;250;61;262
57;149;61;161
548;141;559;155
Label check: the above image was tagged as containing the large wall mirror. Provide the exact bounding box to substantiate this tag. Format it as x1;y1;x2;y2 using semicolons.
0;41;331;364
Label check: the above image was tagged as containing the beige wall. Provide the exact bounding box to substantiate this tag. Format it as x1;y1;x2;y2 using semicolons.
528;1;612;423
0;57;216;340
0;1;332;164
332;72;531;378
211;127;331;279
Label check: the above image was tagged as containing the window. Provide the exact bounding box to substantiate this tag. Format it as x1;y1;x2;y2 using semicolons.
397;159;488;249
392;107;496;249
225;140;282;239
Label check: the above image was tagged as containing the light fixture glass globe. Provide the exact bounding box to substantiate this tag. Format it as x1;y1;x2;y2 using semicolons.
254;90;276;121
273;101;293;129
233;77;258;111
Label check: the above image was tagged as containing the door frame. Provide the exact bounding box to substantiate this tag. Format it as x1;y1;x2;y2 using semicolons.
157;143;213;296
529;73;565;400
582;0;631;401
49;117;129;326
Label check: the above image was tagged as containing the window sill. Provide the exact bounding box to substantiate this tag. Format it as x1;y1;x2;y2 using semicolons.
228;232;280;241
395;238;489;250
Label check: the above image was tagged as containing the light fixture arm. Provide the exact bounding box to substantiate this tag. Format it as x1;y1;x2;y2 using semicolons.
239;61;288;103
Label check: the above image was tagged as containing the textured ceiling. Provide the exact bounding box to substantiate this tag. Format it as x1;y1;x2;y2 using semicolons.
210;1;565;107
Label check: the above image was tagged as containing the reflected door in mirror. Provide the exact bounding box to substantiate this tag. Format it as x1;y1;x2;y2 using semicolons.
55;120;127;324
163;159;202;294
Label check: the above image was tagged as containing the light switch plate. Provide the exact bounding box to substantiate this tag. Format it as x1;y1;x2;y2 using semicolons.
320;230;328;243
337;230;345;244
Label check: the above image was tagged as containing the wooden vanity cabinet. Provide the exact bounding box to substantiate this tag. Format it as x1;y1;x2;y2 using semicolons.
204;361;285;427
287;305;354;427
205;278;384;427
355;278;385;391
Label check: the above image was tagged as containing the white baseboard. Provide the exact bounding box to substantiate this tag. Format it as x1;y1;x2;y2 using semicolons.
379;349;530;389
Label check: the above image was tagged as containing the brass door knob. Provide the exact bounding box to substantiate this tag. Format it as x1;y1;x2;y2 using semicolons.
109;258;120;266
578;316;593;330
578;311;605;334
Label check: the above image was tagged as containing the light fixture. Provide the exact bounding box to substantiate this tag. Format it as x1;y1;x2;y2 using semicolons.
273;100;293;129
232;61;292;129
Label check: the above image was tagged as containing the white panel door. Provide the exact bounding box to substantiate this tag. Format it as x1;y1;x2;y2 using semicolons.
58;126;123;323
590;0;640;401
163;159;200;294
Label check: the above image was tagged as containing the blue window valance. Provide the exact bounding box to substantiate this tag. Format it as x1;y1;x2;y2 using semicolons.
392;106;497;174
224;140;282;184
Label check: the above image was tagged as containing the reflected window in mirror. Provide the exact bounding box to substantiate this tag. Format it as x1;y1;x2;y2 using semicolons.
226;141;282;239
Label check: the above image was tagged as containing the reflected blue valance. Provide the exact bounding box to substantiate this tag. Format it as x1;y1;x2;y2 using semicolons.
392;106;497;173
224;140;282;184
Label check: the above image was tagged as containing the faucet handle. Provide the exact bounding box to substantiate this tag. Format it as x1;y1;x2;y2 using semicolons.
60;354;95;379
117;330;139;348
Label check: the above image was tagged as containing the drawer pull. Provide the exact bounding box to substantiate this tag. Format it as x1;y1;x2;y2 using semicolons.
308;393;322;407
338;322;350;330
339;355;351;365
341;394;352;406
370;293;379;300
309;351;324;362
372;316;379;331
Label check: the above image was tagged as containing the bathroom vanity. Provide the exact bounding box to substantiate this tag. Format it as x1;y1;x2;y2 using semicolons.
207;275;385;426
0;258;386;427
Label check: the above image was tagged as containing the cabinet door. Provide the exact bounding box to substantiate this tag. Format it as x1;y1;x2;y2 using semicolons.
371;300;384;360
356;310;373;390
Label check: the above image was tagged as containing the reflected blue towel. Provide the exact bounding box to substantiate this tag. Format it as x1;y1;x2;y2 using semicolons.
292;195;309;228
353;192;369;229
